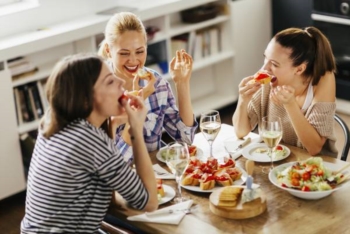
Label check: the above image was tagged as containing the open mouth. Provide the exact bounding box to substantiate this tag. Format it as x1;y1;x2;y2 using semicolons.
124;65;139;73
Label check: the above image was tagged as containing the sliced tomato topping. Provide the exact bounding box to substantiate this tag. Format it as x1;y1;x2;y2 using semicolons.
255;72;270;80
118;93;128;104
301;186;310;192
275;145;283;151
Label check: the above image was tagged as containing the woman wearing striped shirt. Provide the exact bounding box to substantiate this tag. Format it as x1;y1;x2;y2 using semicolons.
98;12;198;164
21;54;158;233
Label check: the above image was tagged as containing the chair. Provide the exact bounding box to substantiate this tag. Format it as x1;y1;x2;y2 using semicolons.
334;114;350;161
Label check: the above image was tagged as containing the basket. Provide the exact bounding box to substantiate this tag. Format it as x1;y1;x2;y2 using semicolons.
180;4;219;23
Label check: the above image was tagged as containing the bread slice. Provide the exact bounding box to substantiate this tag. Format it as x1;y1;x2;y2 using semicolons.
200;180;215;190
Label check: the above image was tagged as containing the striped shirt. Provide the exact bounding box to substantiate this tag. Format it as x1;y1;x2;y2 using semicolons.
21;119;149;233
116;68;198;164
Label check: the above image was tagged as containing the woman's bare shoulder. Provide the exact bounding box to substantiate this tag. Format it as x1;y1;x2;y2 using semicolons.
314;72;336;102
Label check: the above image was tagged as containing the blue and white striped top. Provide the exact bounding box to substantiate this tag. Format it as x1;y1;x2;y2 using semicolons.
21;119;149;233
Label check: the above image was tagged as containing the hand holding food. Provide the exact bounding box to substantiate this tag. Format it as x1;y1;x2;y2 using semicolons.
248;70;276;84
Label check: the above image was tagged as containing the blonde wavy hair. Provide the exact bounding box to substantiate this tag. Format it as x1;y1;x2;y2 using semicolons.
98;12;147;59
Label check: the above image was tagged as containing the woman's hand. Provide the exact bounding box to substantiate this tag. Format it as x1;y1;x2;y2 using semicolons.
270;85;295;106
119;92;147;133
132;72;156;99
238;76;261;103
169;49;193;84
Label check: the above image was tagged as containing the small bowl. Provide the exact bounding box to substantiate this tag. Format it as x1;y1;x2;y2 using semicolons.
268;161;350;200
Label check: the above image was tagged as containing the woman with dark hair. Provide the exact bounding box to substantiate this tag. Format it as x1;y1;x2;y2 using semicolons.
233;26;338;157
21;54;158;233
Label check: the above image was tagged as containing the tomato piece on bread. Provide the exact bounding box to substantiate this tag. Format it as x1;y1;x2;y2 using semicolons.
118;93;128;104
133;68;151;79
249;71;275;84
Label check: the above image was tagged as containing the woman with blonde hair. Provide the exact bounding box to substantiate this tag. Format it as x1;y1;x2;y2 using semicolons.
21;54;158;233
233;26;338;157
98;12;197;164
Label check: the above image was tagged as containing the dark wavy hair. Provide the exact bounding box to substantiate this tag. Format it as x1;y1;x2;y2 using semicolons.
41;54;110;138
274;26;336;85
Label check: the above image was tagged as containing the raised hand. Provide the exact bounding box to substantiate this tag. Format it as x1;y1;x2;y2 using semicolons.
239;75;261;103
270;85;295;106
169;49;193;84
132;72;156;100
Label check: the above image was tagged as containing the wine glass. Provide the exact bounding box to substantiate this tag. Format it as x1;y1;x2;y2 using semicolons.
200;110;221;158
165;141;190;203
260;116;283;173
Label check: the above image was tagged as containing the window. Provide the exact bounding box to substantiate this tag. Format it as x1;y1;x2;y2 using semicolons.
0;0;39;17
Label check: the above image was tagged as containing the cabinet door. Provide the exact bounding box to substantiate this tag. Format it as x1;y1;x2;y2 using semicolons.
0;67;26;200
230;0;272;87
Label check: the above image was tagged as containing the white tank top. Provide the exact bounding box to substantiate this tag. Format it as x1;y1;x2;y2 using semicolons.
301;82;313;111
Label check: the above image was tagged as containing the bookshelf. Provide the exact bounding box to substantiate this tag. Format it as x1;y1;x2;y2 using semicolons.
0;0;271;200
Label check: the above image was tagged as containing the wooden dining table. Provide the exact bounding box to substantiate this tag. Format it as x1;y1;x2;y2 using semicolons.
108;124;350;234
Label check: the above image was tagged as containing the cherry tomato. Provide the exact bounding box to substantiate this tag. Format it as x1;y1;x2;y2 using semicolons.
275;145;283;151
302;172;311;181
118;93;128;104
301;186;310;192
282;183;288;188
317;170;324;176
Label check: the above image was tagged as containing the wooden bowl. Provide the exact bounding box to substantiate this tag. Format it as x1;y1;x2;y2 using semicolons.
209;186;267;219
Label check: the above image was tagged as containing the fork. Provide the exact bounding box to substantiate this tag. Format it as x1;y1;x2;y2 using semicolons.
146;208;192;217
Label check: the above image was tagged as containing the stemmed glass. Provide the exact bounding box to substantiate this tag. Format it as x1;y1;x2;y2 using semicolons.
165;141;190;203
200;110;221;158
260;116;283;173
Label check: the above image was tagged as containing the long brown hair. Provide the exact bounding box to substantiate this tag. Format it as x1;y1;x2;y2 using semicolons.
274;26;336;85
41;54;110;138
98;12;147;59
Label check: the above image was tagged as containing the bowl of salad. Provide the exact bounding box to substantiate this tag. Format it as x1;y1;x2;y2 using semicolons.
268;157;349;200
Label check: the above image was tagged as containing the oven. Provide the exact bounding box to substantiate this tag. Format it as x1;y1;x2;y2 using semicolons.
312;0;350;100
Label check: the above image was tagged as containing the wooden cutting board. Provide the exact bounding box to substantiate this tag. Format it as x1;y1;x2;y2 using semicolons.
209;186;267;219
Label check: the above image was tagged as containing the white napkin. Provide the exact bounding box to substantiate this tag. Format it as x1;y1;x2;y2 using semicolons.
223;132;262;160
153;164;175;179
127;200;193;225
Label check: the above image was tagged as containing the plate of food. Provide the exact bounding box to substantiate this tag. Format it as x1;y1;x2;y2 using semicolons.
180;157;247;193
157;180;176;205
156;145;203;163
242;143;290;163
268;157;350;200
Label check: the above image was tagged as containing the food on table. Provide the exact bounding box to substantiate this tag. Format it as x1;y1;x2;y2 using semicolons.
157;179;165;201
254;148;268;153
217;186;243;207
248;70;275;84
273;145;286;158
276;157;345;191
160;145;198;160
199;173;216;190
188;145;197;156
181;156;242;190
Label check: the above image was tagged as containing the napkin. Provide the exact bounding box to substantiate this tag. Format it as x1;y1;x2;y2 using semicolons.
127;200;193;225
153;164;175;179
223;132;262;160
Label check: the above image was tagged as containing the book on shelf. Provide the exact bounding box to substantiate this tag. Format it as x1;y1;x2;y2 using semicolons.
29;83;44;118
20;85;36;122
36;80;48;112
192;27;222;61
19;132;36;179
13;88;23;125
17;86;31;122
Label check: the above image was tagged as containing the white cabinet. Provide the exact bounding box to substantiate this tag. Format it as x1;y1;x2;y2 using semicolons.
0;0;271;200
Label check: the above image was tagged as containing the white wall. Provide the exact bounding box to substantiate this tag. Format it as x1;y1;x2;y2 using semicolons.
0;0;119;38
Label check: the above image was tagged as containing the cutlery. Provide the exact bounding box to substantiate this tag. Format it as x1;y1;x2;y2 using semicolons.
145;208;192;217
225;137;251;158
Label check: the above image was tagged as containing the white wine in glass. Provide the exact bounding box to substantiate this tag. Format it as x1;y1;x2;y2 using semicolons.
165;141;190;203
260;116;282;173
200;110;221;158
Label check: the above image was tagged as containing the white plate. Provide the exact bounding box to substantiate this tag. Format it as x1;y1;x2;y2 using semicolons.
156;146;204;163
159;184;176;205
269;161;350;200
180;166;248;193
242;143;290;163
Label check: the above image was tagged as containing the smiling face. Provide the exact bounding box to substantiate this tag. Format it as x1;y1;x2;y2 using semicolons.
108;30;147;81
90;62;126;123
261;39;305;86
